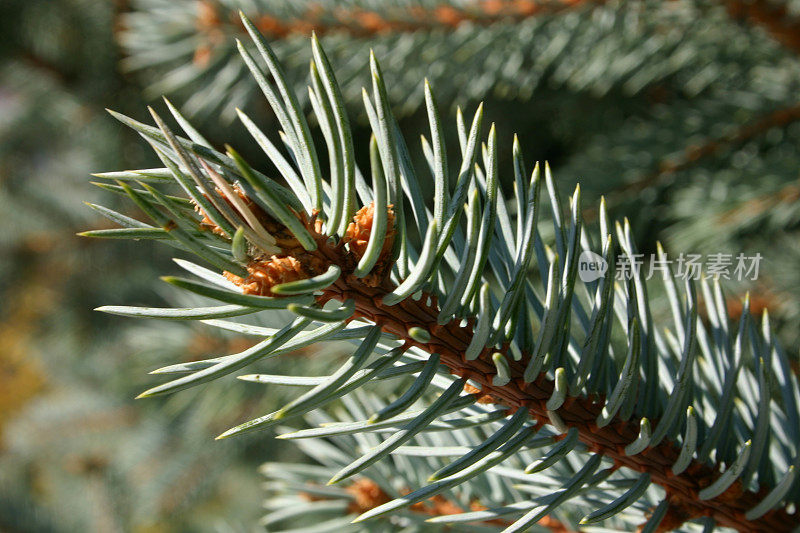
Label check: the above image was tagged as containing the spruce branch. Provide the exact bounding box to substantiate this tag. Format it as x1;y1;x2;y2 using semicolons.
88;14;800;532
120;0;799;120
262;468;576;531
585;102;800;221
202;0;589;39
222;218;793;531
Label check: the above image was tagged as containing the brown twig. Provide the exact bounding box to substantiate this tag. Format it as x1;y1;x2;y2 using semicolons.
724;0;800;55
205;0;594;38
192;0;598;65
716;179;800;227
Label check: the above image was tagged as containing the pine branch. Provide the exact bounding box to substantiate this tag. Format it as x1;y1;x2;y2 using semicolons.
120;0;800;121
587;102;800;219
632;103;800;189
259;388;609;531
122;0;602;119
88;15;800;532
234;213;790;532
715;179;800;227
195;0;592;42
295;476;575;531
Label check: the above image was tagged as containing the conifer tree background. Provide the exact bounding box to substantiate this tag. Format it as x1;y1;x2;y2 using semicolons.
0;0;799;531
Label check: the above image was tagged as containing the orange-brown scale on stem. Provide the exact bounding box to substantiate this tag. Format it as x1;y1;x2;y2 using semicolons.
343;202;396;287
193;183;335;296
345;478;391;514
463;383;498;404
195;199;229;237
344;202;396;258
222;209;330;297
225;255;309;297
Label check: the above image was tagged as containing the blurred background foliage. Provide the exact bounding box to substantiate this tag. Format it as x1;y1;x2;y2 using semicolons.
1;0;798;531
